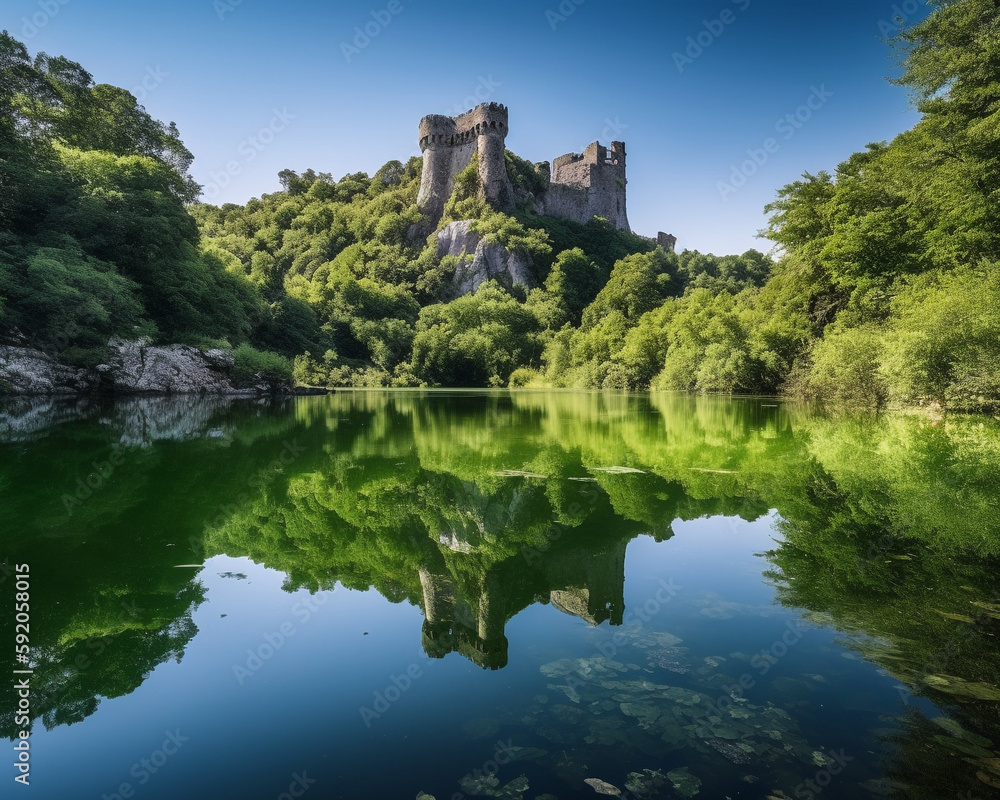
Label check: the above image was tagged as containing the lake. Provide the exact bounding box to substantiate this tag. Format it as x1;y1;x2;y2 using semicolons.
1;392;998;800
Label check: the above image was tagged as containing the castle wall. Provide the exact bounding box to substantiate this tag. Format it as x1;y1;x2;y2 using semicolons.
417;140;477;224
542;141;630;231
417;103;513;226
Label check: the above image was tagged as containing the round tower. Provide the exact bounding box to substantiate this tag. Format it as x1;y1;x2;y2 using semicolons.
416;103;514;225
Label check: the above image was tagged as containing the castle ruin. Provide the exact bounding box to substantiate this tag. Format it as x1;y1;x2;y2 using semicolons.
417;102;677;256
417;102;632;233
538;140;630;231
417;102;515;224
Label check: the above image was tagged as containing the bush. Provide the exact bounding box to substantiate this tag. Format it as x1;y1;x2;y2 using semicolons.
807;324;889;410
232;344;292;385
508;367;544;388
882;264;1000;412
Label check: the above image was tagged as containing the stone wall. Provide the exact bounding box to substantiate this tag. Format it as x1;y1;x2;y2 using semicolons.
541;141;630;231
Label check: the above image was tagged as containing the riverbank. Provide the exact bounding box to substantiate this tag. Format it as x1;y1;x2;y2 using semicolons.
0;339;327;398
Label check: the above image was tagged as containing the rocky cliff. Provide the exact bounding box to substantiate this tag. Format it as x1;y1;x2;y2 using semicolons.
436;220;538;299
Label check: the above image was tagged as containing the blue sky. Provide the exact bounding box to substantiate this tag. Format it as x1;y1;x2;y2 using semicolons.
6;0;929;255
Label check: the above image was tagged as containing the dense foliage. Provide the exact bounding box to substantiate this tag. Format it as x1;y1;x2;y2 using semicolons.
193;154;773;390
528;0;1000;409
190;2;998;410
0;31;288;370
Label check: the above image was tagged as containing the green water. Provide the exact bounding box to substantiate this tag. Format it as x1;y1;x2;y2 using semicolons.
1;392;998;799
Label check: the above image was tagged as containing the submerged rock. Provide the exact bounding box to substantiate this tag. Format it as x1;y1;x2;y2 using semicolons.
458;774;531;800
503;746;548;763
540;659;575;678
584;778;622;796
620;701;660;730
624;769;667;797
704;738;754;764
667;768;702;798
459;774;500;796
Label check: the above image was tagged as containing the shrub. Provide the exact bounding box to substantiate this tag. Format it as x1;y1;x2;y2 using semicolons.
232;344;292;385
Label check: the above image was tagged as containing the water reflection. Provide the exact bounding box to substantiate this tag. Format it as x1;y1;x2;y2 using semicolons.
0;392;998;798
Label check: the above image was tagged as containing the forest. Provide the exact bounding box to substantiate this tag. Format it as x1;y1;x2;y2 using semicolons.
2;0;997;410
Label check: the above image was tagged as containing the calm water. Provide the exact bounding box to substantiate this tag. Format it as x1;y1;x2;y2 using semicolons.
1;392;999;800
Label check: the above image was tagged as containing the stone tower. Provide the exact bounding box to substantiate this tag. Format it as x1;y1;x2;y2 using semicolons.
540;141;630;232
417;102;515;226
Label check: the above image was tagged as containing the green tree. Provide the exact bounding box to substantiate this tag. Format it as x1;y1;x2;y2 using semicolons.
411;282;543;387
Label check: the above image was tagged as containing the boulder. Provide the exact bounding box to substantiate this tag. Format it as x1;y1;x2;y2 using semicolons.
98;338;237;394
0;346;97;395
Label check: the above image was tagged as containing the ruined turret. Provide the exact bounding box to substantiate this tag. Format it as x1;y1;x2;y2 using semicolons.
417;102;515;226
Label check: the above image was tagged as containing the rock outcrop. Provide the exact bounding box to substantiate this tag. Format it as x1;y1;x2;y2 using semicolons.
0;339;291;397
0;346;98;395
436;220;538;299
98;338;238;394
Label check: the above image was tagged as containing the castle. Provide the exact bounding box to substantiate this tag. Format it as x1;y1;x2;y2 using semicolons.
417;102;672;245
417;103;514;224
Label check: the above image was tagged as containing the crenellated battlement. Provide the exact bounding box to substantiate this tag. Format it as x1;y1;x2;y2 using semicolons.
418;103;509;151
417;103;514;225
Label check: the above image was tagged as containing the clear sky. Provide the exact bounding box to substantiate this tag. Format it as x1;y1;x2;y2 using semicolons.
5;0;929;255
